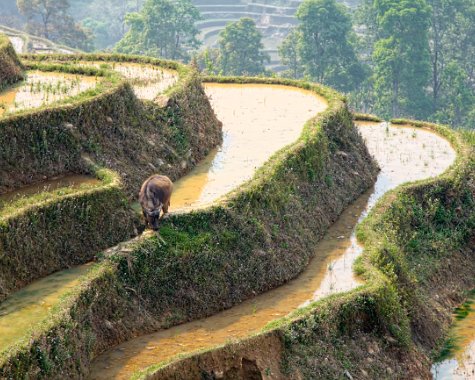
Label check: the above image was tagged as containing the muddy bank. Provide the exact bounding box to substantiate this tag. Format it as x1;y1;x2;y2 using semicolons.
140;119;474;380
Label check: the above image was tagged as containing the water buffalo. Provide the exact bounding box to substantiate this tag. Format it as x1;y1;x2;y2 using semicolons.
139;174;173;231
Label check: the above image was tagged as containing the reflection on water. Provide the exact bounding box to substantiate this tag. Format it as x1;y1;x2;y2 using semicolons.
0;264;92;351
432;295;475;380
87;122;455;379
0;175;100;206
170;148;219;210
0;71;98;116
171;83;328;211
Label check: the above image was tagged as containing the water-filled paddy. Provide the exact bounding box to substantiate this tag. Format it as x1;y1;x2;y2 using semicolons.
8;36;24;53
87;122;455;379
0;264;91;351
0;174;100;206
172;83;327;210
79;61;178;100
0;71;98;116
432;294;475;379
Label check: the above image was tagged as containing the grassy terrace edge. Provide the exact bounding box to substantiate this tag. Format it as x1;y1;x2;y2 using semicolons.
0;52;222;304
0;61;139;303
0;77;378;378
136;117;475;379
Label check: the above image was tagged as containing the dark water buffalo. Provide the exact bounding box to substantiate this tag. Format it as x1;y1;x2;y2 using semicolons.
139;174;173;231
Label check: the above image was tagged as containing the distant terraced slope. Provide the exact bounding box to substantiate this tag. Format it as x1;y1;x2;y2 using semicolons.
0;25;77;54
194;0;360;72
194;0;298;72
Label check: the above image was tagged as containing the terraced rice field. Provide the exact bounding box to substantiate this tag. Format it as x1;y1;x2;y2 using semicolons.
87;123;455;380
0;71;98;116
78;61;178;100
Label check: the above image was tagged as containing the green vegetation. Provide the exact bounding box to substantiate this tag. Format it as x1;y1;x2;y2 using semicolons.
195;18;270;76
372;0;431;119
353;0;475;126
0;35;24;89
215;18;270;76
280;0;365;92
16;0;93;50
114;0;201;60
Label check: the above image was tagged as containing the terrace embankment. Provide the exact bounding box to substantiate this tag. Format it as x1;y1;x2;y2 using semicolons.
136;119;473;380
0;78;377;379
1;54;222;195
0;34;23;89
0;52;222;301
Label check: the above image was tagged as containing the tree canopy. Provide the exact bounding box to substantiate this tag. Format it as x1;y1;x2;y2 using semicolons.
17;0;93;50
354;0;475;126
279;0;366;92
216;18;269;76
114;0;201;60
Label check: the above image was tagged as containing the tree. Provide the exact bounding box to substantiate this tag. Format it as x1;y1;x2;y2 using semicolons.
433;61;475;127
114;0;201;60
371;0;431;118
278;29;303;79
290;0;365;92
17;0;93;50
194;47;220;75
217;18;269;76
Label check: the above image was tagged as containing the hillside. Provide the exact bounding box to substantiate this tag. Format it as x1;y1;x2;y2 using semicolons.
0;25;77;54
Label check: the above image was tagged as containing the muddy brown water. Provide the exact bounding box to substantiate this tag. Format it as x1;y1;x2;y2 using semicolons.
86;122;455;379
0;71;98;116
0;175;100;205
432;299;475;379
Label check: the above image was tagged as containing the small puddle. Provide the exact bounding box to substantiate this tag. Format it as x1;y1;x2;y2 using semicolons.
78;61;178;100
432;293;475;379
0;263;92;351
87;122;455;379
0;71;98;116
0;174;100;206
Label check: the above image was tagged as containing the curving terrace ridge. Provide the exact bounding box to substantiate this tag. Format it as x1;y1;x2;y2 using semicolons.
0;65;380;377
0;32;470;380
90;119;457;380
